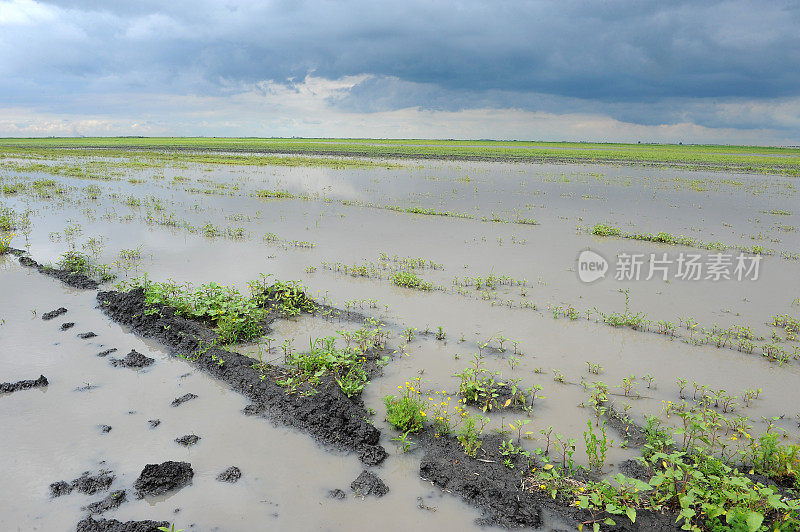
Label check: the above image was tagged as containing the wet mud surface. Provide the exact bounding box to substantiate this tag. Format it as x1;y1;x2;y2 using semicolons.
76;516;170;532
604;403;649;448
97;287;388;466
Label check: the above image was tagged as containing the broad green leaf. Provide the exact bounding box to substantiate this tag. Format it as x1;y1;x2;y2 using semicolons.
745;511;763;532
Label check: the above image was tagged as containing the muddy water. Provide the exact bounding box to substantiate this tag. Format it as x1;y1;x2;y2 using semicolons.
0;259;499;531
1;151;799;529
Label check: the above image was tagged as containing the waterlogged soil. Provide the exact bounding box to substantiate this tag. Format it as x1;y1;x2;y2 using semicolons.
97;287;388;465
418;430;680;531
2;148;800;530
0;262;492;530
18;254;99;290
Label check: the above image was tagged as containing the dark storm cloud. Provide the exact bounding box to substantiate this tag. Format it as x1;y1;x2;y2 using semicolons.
1;0;799;135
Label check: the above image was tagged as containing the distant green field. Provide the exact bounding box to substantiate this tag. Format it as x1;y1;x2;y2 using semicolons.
1;137;799;175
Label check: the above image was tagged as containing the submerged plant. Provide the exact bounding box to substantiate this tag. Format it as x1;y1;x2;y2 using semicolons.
390;269;433;290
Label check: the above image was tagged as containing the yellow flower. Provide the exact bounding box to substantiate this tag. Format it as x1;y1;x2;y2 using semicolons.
420;411;426;417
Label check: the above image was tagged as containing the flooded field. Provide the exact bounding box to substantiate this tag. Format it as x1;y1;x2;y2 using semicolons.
1;141;799;531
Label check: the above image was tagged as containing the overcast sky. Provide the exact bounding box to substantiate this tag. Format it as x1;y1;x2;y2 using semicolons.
1;0;798;143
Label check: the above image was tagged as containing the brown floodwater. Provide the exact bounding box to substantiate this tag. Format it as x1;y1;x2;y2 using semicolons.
1;151;799;530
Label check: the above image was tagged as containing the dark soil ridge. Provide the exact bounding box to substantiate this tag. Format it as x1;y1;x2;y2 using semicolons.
417;430;680;530
604;403;648;448
76;516;169;532
18;255;98;289
1;374;48;394
96;288;388;465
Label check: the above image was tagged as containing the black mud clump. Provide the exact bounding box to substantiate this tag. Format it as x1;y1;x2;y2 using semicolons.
76;516;169;532
175;434;200;447
216;466;242;483
43;307;68;320
50;481;73;497
1;374;48;394
62;322;76;330
97;348;117;357
99;425;112;433
327;488;346;499
171;393;198;407
83;490;127;514
350;470;389;497
72;471;115;495
79;331;98;339
110;349;154;368
134;461;193;498
51;470;114;497
97;288;387;465
19;255;99;290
